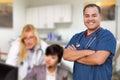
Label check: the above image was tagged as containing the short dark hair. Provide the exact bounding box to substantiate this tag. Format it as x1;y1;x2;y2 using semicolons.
45;44;63;63
83;4;101;14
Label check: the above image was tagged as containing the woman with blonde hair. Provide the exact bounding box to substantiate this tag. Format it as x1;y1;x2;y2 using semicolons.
6;24;48;80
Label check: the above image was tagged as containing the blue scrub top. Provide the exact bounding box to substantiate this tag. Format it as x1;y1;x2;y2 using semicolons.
66;28;116;80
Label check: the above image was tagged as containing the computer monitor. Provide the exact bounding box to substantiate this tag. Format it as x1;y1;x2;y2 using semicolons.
0;62;18;80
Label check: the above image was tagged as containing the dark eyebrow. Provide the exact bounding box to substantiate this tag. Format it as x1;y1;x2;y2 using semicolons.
84;13;98;16
92;13;97;16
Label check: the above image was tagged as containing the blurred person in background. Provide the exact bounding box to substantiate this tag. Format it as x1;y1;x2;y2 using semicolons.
6;24;48;80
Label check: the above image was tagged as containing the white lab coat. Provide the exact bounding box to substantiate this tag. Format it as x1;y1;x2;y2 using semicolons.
6;38;20;66
6;39;48;80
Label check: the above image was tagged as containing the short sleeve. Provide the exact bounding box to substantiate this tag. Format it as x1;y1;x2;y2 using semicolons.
96;30;116;55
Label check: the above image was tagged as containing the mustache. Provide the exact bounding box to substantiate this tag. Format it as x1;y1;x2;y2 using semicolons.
87;20;95;23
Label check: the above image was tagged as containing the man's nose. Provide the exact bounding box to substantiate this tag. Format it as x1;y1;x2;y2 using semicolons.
88;16;93;20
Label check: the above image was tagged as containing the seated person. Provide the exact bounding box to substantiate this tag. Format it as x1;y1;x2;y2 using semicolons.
24;44;70;80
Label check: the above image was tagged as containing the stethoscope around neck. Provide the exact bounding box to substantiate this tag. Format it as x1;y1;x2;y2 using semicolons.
20;46;44;72
20;45;44;66
75;28;100;49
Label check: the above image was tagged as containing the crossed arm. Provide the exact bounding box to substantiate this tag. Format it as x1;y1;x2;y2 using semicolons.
63;45;110;66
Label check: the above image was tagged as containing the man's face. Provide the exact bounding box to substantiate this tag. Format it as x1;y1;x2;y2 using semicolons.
23;31;36;49
45;54;58;68
84;7;102;30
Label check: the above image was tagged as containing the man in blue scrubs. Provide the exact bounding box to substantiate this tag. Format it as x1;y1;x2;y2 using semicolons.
63;4;116;80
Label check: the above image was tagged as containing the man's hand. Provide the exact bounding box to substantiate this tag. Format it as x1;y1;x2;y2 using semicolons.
66;44;77;50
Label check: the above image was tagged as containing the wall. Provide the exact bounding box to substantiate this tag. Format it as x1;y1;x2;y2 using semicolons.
116;0;120;40
0;0;26;52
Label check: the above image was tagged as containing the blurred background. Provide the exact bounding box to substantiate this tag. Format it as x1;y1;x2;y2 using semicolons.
0;0;120;80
